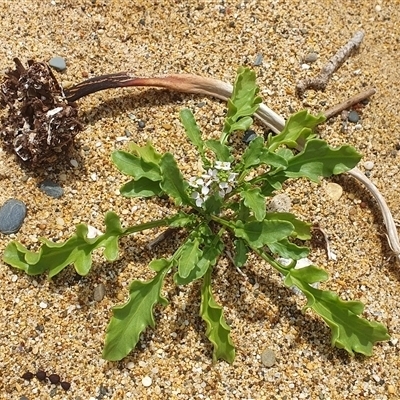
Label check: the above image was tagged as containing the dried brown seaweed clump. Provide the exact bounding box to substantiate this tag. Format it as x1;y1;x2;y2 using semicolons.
0;58;82;166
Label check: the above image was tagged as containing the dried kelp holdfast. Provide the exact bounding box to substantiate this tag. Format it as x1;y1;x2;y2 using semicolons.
0;58;82;166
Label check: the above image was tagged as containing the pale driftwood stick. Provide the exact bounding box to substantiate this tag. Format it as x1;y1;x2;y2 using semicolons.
296;31;365;97
323;87;376;120
65;72;400;261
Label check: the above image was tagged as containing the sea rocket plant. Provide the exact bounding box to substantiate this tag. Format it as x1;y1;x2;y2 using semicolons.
3;67;389;363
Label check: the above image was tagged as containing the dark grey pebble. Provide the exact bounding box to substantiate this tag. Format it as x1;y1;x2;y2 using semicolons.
0;199;27;234
49;387;58;397
39;180;64;198
348;110;360;123
138;120;146;129
49;56;67;72
243;130;258;144
19;396;29;400
261;348;276;367
253;53;263;66
94;283;106;301
304;52;318;63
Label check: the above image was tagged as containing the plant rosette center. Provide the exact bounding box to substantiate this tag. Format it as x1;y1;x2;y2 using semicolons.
188;161;238;208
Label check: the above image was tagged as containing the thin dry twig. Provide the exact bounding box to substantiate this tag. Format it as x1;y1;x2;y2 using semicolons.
296;31;365;97
323;87;376;120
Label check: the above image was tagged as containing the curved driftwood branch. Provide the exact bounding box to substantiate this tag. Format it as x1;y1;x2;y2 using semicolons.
65;73;400;261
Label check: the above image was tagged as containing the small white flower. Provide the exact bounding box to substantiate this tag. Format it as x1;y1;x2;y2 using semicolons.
215;161;231;171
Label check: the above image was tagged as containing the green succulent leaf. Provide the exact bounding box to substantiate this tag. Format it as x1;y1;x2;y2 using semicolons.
177;237;203;279
234;219;294;248
180;108;207;164
200;268;235;363
267;238;310;260
174;233;224;285
128;141;162;165
119;177;163;198
3;211;124;278
205;139;232;162
267;110;325;152
102;266;169;361
233;238;248;268
265;212;311;240
221;66;262;144
283;139;362;182
112;150;162;181
240;188;266;221
240;136;264;169
282;265;390;356
160;152;190;205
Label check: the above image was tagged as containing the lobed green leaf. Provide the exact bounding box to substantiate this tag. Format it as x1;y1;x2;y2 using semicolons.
200;268;235;363
240;188;266;221
159;153;191;205
267;110;325;152
283;265;390;356
112;150;161;181
102;267;169;361
234;219;294;248
283;139;362;182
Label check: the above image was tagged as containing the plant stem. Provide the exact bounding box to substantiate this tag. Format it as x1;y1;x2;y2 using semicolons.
122;218;172;236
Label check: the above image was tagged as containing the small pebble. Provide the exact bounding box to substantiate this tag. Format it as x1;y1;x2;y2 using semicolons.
39;180;64;199
39;301;48;309
142;376;152;387
268;194;291;212
363;161;374;170
48;374;60;384
261;348;276;367
253;53;263;66
387;384;396;394
162;123;172;130
348;110;360;123
301;63;310;70
304;52;318;63
325;182;343;201
49;56;67;72
70;159;79;168
90;173;98;181
21;372;34;381
93;283;106;302
126;362;135;370
36;370;47;381
138;120;146;129
60;381;71;391
0;199;27;234
19;397;29;400
49;387;57;397
243;130;258;144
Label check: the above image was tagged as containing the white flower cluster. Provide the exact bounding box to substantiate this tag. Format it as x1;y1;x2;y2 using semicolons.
188;161;238;207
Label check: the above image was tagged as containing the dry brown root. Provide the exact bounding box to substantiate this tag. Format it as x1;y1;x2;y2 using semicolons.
0;58;82;166
296;31;365;97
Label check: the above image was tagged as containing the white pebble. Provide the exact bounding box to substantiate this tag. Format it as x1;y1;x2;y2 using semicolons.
375;4;381;12
142;376;152;387
56;217;65;226
301;63;310;70
70;159;79;168
325;182;343;201
363;161;374;170
11;275;18;282
39;301;48;309
126;362;135;370
90;173;98;181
